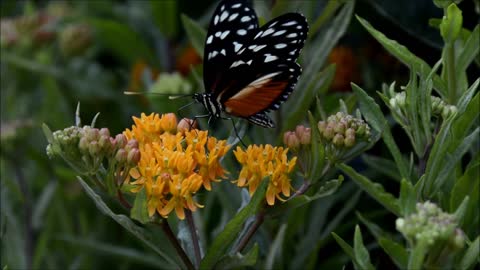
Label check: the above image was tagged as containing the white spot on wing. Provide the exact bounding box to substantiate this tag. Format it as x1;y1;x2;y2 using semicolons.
275;43;287;49
261;28;275;37
233;41;242;52
220;11;229;22
206;35;213;44
229;13;239;21
282;21;297;26
247;60;252;65
237;29;247;35
264;54;278;62
215;31;221;37
220;30;230;39
232;3;241;8
287;33;298;38
272;30;286;36
254;31;263;39
296;25;302;29
241;16;251;22
214;15;219;25
230;60;245;68
220;49;226;55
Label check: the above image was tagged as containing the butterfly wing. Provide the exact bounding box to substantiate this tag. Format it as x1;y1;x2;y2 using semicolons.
213;13;308;127
203;0;258;94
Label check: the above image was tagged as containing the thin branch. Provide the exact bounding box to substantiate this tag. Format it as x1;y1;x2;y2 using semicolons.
158;221;195;270
185;209;201;267
234;210;265;254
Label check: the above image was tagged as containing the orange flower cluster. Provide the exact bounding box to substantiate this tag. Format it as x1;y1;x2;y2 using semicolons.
124;113;230;220
233;145;297;206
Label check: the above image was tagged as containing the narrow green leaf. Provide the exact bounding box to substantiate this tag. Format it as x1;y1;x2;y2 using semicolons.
151;0;178;38
456;25;480;76
356;15;446;96
337;163;401;216
378;237;408;269
200;180;268;270
307;110;326;181
264;224;287;270
332;232;355;261
354;225;375;270
42;123;54;144
32;181;57;229
77;178;180;269
362;154;401;182
408;239;429;270
181;14;206;59
268;176;343;216
352;83;410;181
453;196;469;225
130;188;151;224
89;19;155;65
215;244;259;270
456;79;479;113
399;179;416;217
356;212;386;240
431;127;479;195
75;102;81;126
458;236;479;270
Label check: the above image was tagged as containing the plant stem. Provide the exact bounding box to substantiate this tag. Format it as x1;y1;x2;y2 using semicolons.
185;209;201;267
445;42;457;104
117;190;132;209
159;220;195;270
234;210;265;253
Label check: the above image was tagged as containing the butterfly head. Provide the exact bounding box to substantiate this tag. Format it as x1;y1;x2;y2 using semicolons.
194;92;222;118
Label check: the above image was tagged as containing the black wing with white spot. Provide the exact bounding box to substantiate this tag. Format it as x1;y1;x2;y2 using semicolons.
214;13;308;116
203;0;258;94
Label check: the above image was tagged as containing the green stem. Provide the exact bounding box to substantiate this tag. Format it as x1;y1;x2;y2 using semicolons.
185;209;201;268
445;42;457;104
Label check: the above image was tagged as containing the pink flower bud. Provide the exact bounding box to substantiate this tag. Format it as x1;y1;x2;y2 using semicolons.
177;118;197;133
283;131;299;149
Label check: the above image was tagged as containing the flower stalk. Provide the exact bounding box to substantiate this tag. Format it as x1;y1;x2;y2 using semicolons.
185;209;201;267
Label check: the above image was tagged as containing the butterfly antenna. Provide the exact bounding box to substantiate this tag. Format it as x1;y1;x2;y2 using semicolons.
124;91;194;99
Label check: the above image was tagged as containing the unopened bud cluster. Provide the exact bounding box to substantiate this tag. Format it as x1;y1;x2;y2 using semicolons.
47;125;140;174
389;92;457;119
283;125;311;149
317;112;370;148
396;201;464;249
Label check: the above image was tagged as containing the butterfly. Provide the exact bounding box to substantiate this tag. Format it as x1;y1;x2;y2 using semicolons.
193;0;308;128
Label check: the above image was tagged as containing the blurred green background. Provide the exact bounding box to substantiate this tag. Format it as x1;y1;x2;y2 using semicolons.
1;0;478;269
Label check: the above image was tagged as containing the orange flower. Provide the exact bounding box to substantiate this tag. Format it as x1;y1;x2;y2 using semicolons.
175;45;202;75
124;113;230;219
233;145;297;206
328;46;360;92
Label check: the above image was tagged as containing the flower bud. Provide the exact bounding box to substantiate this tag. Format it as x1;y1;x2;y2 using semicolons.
99;128;110;138
161;113;177;132
115;134;127;148
323;125;335;140
318;121;326;133
177;118;197;133
125;139;139;151
88;141;100;156
283;131;299;149
334;122;346;134
299;127;311;145
115;149;127;163
344;134;355;148
78;137;89;153
127;148;141;165
332;134;344;146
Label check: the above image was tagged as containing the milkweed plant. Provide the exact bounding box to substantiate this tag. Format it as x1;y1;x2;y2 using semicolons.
3;0;477;269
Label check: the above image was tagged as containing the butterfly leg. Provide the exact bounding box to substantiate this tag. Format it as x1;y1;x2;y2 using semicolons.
221;116;247;147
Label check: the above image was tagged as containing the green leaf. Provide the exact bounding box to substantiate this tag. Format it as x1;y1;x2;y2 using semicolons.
399;179;416;217
450;155;479;234
337;163;401;216
356;212;386;240
332;232;356;266
89;19;155;65
200;180;268;270
354;225;375;270
268;176;343;216
458;236;479;270
215;244;259;270
77;178;181;269
264;224;287;270
456;25;480;77
408;239;429;270
307;110;326;181
352;83;410;181
130;188;151;224
378;237;408;269
362;154;401;182
151;0;178;38
453;196;469;225
32;181;57;229
440;3;463;43
356;16;447;96
181;14;206;59
456;79;479;114
42;123;54;144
